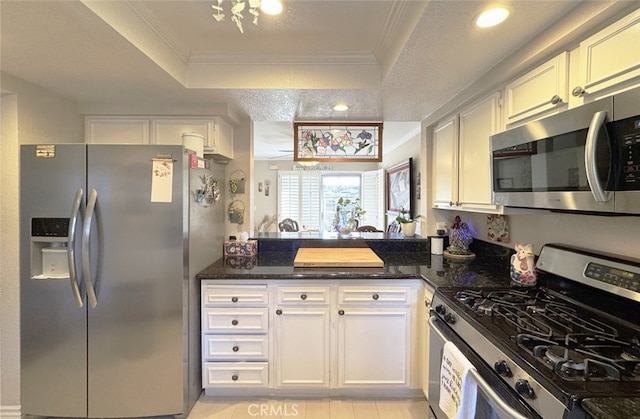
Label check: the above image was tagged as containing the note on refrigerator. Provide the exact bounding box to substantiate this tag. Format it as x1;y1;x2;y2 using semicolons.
151;159;173;203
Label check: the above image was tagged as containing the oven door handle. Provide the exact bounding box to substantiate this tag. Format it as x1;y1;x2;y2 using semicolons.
429;316;529;419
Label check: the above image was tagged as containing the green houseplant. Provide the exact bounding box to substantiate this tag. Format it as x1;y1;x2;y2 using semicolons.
395;207;421;236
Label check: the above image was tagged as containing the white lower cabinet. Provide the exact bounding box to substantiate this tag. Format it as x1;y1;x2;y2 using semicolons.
337;307;410;387
274;306;331;387
201;284;269;394
201;280;421;395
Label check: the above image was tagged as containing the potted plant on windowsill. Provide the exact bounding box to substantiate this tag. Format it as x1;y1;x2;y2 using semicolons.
395;207;421;236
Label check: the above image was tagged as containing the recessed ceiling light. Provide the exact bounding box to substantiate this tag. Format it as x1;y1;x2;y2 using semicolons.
333;103;349;112
260;0;283;16
475;7;510;28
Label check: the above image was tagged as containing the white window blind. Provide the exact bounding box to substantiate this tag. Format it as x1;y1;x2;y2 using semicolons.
361;169;384;229
278;171;321;230
278;172;300;220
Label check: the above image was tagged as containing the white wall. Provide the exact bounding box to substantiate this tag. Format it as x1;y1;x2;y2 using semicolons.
0;74;84;417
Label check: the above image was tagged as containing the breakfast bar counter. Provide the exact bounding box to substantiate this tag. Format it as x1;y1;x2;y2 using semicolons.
195;240;516;288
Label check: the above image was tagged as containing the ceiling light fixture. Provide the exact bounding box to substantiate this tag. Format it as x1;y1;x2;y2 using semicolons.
212;0;283;34
333;103;350;112
475;6;510;28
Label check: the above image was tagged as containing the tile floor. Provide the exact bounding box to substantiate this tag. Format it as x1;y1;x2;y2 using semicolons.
187;396;430;419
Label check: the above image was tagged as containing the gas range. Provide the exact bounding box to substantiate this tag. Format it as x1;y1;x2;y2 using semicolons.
430;244;640;419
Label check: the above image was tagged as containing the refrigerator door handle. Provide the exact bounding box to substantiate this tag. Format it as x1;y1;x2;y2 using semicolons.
82;188;99;308
67;188;84;308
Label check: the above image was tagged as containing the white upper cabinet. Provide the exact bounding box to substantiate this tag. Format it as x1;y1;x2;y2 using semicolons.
85;117;150;144
570;8;640;105
432;116;458;209
458;92;501;211
151;117;233;160
504;52;569;127
85;116;234;160
150;118;213;147
433;93;502;213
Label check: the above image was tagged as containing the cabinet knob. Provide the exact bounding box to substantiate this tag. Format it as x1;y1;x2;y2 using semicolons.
300;293;307;300
572;86;586;97
276;309;283;315
372;293;380;300
550;94;562;105
232;345;239;352
338;309;345;315
231;296;239;303
231;319;239;326
231;374;239;381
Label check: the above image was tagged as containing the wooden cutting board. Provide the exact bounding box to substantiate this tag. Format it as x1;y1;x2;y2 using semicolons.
293;247;383;268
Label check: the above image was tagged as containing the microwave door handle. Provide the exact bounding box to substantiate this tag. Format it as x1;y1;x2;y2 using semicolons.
67;188;84;308
585;111;611;202
82;189;99;308
428;317;528;419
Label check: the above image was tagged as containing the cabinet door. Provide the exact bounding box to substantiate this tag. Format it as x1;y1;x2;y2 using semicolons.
274;306;330;387
432;116;458;208
150;118;214;147
336;307;410;387
213;117;234;159
504;52;568;126
85;118;149;144
458;92;501;210
573;8;640;103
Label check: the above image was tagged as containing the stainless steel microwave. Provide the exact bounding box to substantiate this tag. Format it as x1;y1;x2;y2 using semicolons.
490;87;640;214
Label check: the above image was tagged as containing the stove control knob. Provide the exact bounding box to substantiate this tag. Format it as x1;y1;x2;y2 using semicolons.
443;313;456;324
494;360;512;377
515;379;535;399
435;305;446;315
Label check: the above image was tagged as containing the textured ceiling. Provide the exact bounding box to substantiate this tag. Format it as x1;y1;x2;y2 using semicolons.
0;0;596;159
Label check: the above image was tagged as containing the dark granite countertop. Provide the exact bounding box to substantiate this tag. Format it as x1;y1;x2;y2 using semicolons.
582;398;640;419
196;240;517;289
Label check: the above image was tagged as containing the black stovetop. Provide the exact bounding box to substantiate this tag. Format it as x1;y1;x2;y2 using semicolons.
437;283;640;401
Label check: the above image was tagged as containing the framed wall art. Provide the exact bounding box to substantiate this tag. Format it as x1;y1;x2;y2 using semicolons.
294;122;382;162
386;157;413;216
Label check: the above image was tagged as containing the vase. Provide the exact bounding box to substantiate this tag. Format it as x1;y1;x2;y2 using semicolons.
448;225;472;254
338;220;356;238
401;222;416;236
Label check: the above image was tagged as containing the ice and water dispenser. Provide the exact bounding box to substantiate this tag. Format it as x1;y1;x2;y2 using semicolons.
30;218;70;279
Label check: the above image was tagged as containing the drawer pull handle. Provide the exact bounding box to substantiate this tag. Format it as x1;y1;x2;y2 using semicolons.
338;309;345;315
300;294;307;300
231;319;239;326
372;293;380;300
232;345;239;352
276;309;283;315
231;296;239;303
231;374;239;381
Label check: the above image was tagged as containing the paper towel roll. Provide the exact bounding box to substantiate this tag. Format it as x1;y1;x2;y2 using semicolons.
182;132;204;158
431;237;444;255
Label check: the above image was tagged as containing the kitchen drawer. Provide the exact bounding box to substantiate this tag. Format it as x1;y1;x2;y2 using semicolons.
276;286;331;305
203;334;268;361
203;308;268;334
203;362;269;387
202;284;268;306
338;285;411;306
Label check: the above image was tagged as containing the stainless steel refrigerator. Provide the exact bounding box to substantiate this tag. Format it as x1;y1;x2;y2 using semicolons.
20;144;224;418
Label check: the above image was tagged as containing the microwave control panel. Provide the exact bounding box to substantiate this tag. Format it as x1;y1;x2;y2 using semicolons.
616;116;640;190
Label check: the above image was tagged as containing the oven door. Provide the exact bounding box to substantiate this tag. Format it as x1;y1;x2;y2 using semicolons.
428;316;542;419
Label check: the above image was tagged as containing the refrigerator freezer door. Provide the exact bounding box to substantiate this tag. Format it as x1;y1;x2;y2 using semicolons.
20;144;88;417
85;145;185;417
